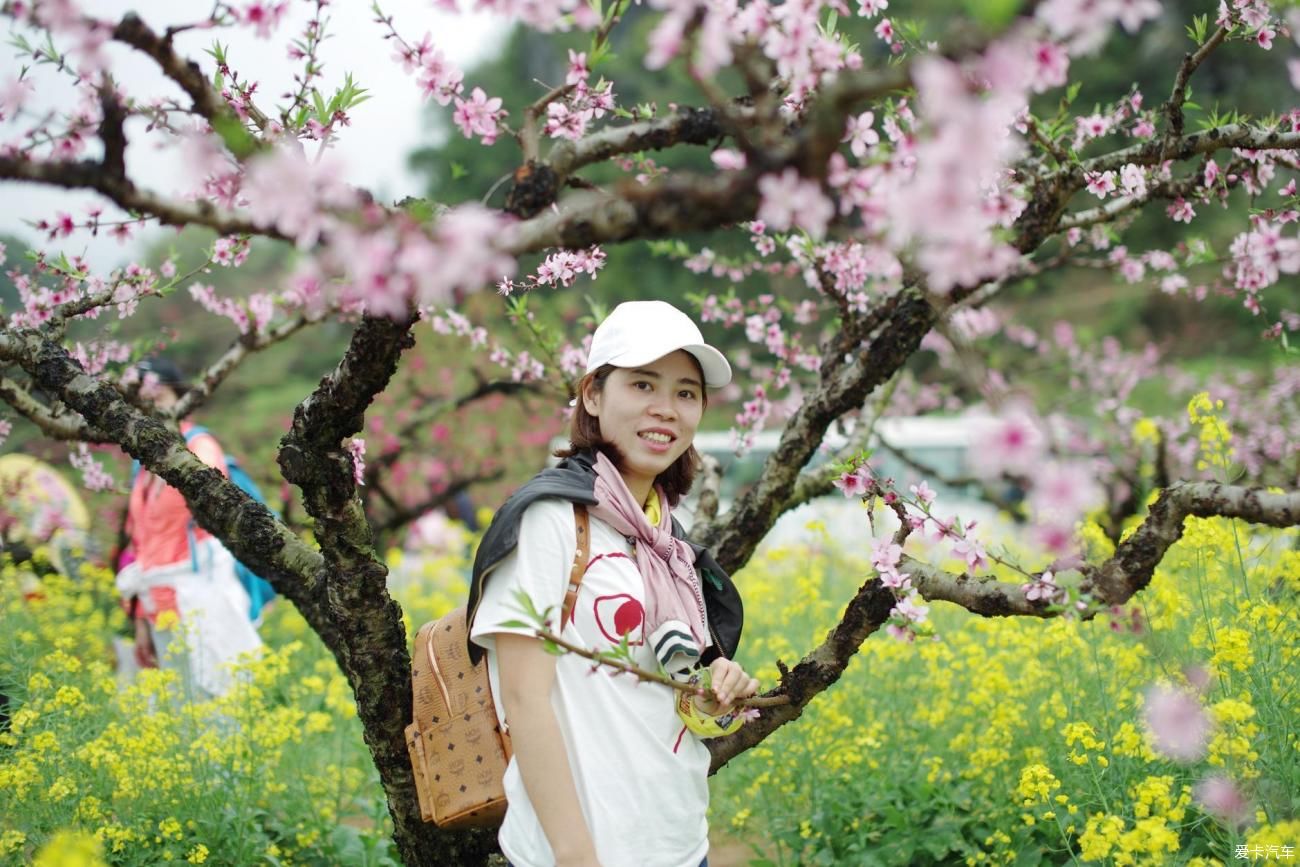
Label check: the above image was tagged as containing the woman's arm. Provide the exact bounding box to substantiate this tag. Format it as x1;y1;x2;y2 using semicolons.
496;633;603;867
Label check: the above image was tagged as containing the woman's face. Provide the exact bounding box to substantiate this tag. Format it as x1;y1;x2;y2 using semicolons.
583;350;704;501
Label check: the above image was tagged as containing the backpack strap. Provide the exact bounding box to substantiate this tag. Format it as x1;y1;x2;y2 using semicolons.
560;505;589;630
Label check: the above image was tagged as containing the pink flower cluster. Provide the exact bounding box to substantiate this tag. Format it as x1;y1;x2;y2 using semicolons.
1021;570;1066;605
307;204;516;318
69;340;131;377
883;40;1039;293
189;284;274;335
69;444;114;492
757;168;835;239
886;590;929;642
543;80;616;142
242;144;359;248
454;88;507;145
390;28;466;108
535;247;606;288
1143;683;1211;762
233;1;289;38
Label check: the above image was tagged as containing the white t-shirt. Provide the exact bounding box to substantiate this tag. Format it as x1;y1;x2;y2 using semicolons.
470;499;711;867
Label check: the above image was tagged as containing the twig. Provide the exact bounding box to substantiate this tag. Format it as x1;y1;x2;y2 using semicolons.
1162;24;1230;158
533;627;790;708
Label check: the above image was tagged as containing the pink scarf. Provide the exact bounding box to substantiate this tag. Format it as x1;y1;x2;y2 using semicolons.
589;451;709;649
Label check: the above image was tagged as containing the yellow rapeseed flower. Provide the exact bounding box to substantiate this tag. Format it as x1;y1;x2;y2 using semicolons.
33;830;107;867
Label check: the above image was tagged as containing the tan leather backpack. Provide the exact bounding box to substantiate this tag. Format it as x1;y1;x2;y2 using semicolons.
406;505;590;828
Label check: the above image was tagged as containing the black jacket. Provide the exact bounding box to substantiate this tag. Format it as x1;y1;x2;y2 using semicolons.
466;450;743;665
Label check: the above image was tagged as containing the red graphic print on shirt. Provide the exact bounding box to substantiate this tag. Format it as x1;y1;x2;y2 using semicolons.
593;593;645;645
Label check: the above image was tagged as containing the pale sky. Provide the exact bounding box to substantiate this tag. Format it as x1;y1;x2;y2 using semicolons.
0;1;507;270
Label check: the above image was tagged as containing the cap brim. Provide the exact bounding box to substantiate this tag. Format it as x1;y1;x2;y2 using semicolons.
605;343;732;388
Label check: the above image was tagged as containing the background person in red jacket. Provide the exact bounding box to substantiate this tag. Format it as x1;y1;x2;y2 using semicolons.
115;357;262;700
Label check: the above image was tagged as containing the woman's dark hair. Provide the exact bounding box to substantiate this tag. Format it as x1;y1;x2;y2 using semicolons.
136;356;190;398
553;363;705;506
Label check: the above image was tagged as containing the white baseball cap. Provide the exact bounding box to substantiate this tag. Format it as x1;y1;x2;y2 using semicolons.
586;300;732;388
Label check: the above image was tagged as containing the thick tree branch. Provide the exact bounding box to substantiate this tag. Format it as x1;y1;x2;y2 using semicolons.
111;12;270;129
1084;482;1300;603
0;329;324;605
696;290;938;572
693;453;724;525
505;170;760;254
273;311;448;864
708;481;1300;770
0;154;276;237
0;373;109;442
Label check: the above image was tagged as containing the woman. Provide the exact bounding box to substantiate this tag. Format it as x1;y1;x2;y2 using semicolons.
114;357;262;699
469;300;760;867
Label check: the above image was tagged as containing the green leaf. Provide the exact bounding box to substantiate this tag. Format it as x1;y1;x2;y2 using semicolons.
1063;81;1082;107
963;0;1021;28
211;113;258;159
400;197;436;222
494;619;531;630
450;162;468;180
312;88;328;122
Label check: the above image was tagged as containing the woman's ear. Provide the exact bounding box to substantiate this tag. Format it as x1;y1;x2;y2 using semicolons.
581;377;601;416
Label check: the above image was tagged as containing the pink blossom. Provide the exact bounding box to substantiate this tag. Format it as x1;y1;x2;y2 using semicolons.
970;407;1046;477
1029;460;1102;523
832;465;872;497
1167;197;1196;223
1030;41;1069;93
236;2;289;38
1143;684;1211;762
0;76;35;121
1021;570;1066;604
1194;776;1250;826
1131;118;1157;138
417;50;465;106
566;50;590;85
1120;163;1147;198
909;480;936;506
0;419;10;448
242;144;358;248
1114;0;1162;33
1289;59;1300;91
710;149;747;170
885;623;915;642
544;101;587;141
453;87;505;144
857;0;887;16
950;535;987;571
870;539;903;573
1256;27;1275;49
757;168;835;239
69;444;114;492
843;112;880;158
346;438;366;486
874;18;894;42
1074;113;1112;147
1085;170;1118;198
890;589;929;625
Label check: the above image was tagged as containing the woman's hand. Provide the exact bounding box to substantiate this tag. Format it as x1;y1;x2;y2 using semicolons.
706;657;760;713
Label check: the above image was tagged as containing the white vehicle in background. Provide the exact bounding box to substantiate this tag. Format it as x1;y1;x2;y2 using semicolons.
678;415;1003;550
